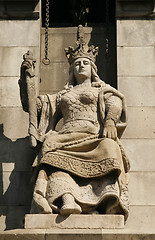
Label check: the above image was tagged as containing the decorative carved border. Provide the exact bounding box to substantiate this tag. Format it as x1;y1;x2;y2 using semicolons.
41;152;121;178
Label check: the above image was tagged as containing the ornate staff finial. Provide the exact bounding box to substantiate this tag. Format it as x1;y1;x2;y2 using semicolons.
77;25;86;46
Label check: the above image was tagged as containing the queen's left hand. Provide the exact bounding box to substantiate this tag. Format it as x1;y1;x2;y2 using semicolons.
103;119;117;140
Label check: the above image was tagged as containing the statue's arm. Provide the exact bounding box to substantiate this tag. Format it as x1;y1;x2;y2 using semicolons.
19;51;39;147
103;95;122;140
19;51;37;113
19;51;62;146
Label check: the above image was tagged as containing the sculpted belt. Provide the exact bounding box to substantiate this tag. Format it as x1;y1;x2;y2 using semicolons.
63;112;98;125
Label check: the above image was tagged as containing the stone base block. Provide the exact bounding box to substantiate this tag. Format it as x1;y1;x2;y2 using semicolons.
1;229;155;240
24;214;124;229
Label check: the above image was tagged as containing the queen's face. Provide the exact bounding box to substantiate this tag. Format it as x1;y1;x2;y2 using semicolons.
73;57;91;84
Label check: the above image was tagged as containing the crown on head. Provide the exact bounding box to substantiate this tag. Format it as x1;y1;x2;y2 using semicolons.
65;25;99;65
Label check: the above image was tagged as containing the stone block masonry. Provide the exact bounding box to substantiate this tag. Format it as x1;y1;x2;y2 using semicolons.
24;214;124;229
117;19;155;231
0;1;41;231
0;229;155;240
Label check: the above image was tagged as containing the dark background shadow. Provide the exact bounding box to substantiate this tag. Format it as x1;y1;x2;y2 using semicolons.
41;0;117;88
88;22;117;89
0;124;36;230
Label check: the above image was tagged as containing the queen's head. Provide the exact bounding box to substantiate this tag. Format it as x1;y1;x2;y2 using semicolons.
64;25;104;87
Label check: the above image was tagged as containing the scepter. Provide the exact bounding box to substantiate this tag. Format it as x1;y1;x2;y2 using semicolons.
19;51;38;147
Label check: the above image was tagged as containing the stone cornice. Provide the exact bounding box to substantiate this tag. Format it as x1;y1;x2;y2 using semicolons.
116;0;155;18
0;0;40;20
0;0;155;20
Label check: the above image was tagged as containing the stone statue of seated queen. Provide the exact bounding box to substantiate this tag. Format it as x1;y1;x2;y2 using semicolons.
19;25;130;221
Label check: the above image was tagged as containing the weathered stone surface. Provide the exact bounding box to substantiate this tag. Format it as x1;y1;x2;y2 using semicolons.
0;21;40;47
118;76;155;107
0;77;21;107
0;216;6;231
1;163;15;172
46;229;102;240
1;229;155;240
100;234;155;240
46;233;155;240
0;76;38;107
125;205;155;231
40;63;69;93
117;47;155;76
41;29;77;63
122;107;155;139
25;214;124;229
41;27;105;62
0;171;33;206
129;172;155;205
117;17;155;236
121;139;155;172
117;20;155;47
0;107;29;139
0;206;30;231
0;47;39;77
1;206;155;232
0;230;45;240
0;138;35;172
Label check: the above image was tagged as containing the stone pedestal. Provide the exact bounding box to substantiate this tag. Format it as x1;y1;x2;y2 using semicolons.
24;214;124;229
1;229;155;240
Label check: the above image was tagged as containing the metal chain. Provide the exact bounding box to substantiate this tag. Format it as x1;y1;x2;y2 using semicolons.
42;0;50;65
105;0;110;57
